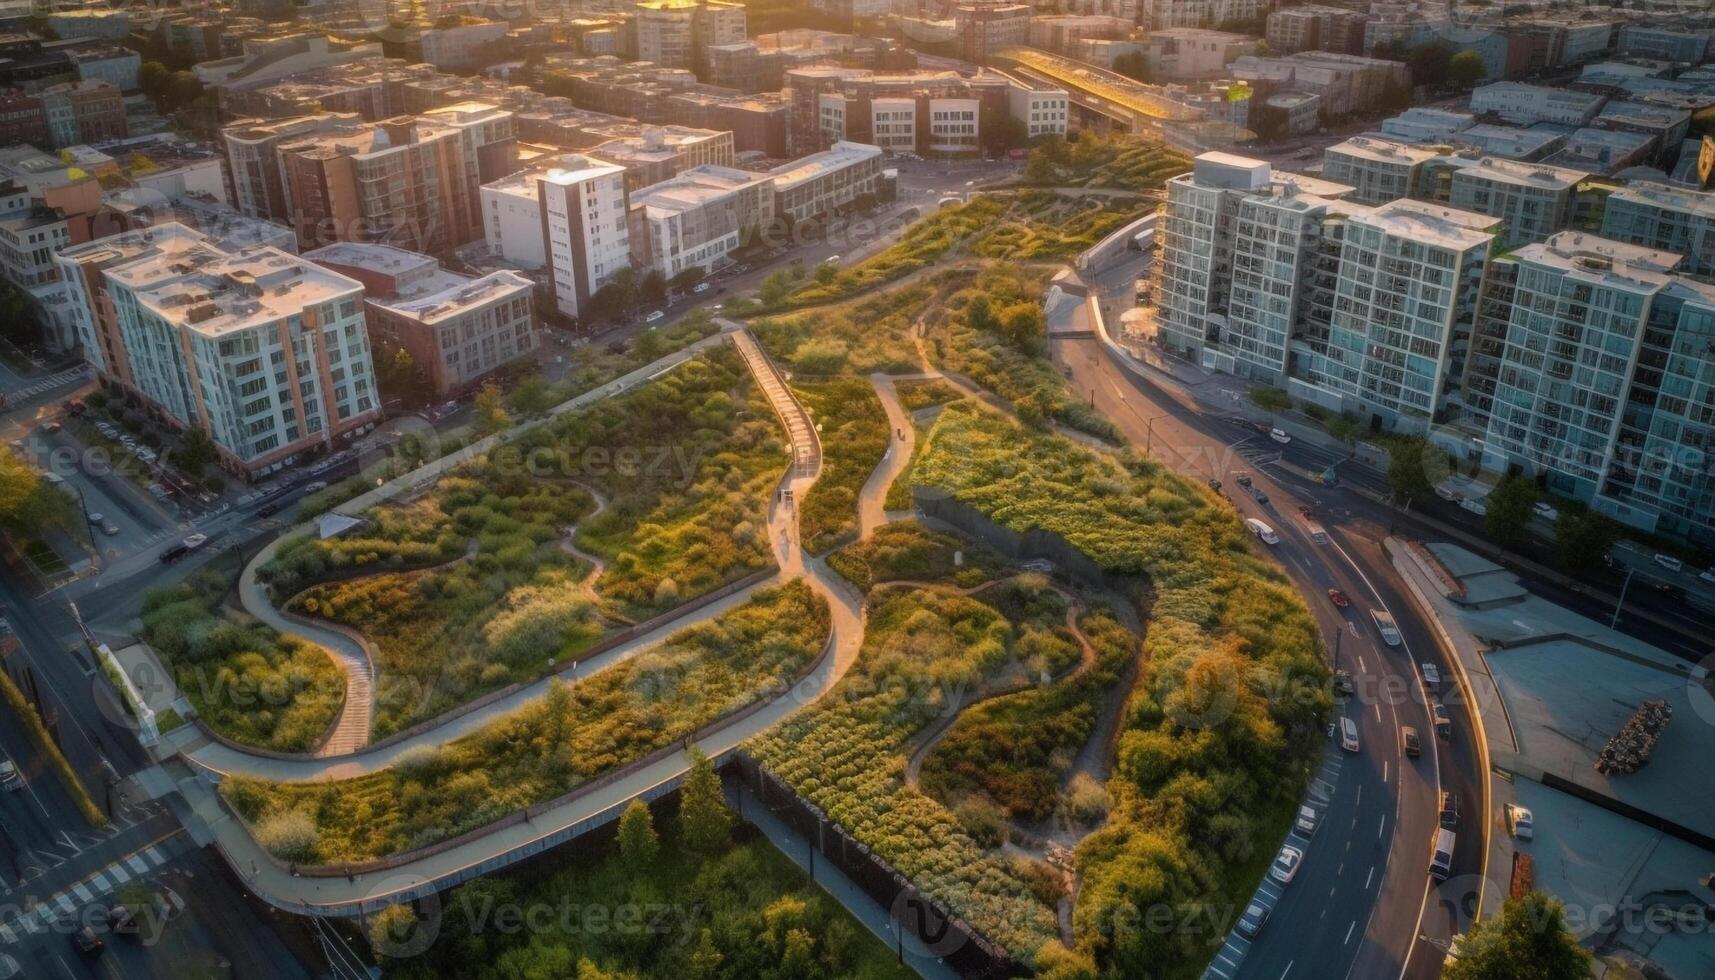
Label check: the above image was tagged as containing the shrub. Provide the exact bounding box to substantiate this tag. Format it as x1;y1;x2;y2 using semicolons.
255;809;318;863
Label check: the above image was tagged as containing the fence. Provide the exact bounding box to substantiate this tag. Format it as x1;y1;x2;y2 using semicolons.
729;753;1029;979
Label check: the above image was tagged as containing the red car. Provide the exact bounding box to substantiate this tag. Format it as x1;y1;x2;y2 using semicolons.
1327;588;1350;608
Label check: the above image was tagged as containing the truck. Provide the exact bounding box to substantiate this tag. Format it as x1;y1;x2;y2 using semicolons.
1302;519;1328;544
1245;518;1280;545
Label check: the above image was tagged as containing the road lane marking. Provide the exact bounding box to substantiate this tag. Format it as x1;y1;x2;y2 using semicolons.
1279;962;1293;979
1365;866;1375;889
1378;815;1387;840
1345;921;1356;944
1358;656;1366;672
1383;761;1389;784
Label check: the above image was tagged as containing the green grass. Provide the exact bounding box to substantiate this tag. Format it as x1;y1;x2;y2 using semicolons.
971;190;1150;261
383;815;913;980
894;379;965;413
1022;133;1193;190
225;581;829;864
791;378;890;554
139;569;345;754
750;279;934;376
825;520;1006;593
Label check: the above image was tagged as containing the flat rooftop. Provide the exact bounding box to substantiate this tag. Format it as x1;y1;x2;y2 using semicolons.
1515;232;1683;289
769;141;881;191
123;246;364;339
1607;180;1715;217
1326;135;1445;165
1357;198;1499;250
485;153;624;197
1457;156;1589;189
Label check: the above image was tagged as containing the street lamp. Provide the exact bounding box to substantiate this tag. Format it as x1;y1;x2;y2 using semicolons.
1145;413;1169;454
1610;565;1637;630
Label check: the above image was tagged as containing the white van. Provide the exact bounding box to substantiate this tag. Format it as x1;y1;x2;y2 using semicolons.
1429;828;1456;881
644;310;666;324
1372;610;1402;647
1339;716;1360;753
1245;518;1280;545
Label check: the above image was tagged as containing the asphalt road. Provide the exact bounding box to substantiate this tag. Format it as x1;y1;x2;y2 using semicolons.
1055;335;1488;980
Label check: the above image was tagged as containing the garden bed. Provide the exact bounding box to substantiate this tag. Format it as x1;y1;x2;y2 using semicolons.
224;581;829;864
140;568;345;754
790;378;890;554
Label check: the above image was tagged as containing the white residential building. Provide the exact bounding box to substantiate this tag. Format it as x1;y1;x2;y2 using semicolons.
768;140;884;223
481;154;630;320
55;223;380;475
1007;79;1069;140
1600;182;1715;280
1447;157;1589;248
628;165;774;279
1380;107;1475;144
1321;137;1446;206
1298;199;1500;429
1469;82;1607;127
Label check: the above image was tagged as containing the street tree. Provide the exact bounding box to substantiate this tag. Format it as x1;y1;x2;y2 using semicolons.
1449;50;1488;89
1484;473;1540;550
507;376;552;417
1555;509;1619;579
678;747;731;855
616;799;659;868
173;428;216;480
472;381;511;435
1386;436;1436;505
1441;891;1591;980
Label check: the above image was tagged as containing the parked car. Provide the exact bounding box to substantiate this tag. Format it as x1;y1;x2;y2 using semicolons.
1251;489;1269;505
257;501;286;518
1235;473;1252;488
1294;805;1319;837
693;282;711;293
644;310;666;324
1270;844;1304;885
1653;553;1684;573
1432;701;1452;738
1206;478;1222;491
0;760;20;791
1327;588;1350;608
1333;669;1355;696
1269;427;1292;444
1401;726;1421;758
1533;501;1559;521
100;522;119;536
87;512;105;525
1701;569;1715;585
1505;803;1534;841
182;533;209;551
158;544;190;564
1236;902;1271;939
299;480;328;494
1459;497;1487;517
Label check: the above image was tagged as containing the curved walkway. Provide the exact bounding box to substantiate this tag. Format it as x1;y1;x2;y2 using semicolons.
556;479;616;615
860;374;916;537
239;536;375;758
180;327;876;916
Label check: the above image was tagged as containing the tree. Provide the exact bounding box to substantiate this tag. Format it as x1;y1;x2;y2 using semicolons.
374;345;430;407
507;376;552;417
1249;386;1291;413
639;269;667;305
1386;436;1435;505
1449;50;1488;89
616;799;659;868
668;266;705;292
0;449;73;534
1441;891;1591;980
366;904;418;958
687;928;724;980
966;294;997;334
1113;51;1151;83
1484;473;1539;550
677;747;731;855
999;302;1045;355
172;428;216;481
1555;509;1619;579
813;262;838;285
1406;41;1454;87
472;381;510;435
139;61;170;102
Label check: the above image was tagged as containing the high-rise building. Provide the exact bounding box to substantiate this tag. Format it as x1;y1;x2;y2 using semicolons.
628;164;775;278
223;112;366;223
952;2;1031;63
480;154;631;321
1600;182;1715;281
54;224;380;476
275;106;514;253
1302;199;1499;429
1321;137;1446;207
1447;157;1589;248
633;0;746;72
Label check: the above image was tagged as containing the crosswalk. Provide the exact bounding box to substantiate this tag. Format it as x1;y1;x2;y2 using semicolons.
1;365;87;404
0;828;194;945
1201;751;1346;980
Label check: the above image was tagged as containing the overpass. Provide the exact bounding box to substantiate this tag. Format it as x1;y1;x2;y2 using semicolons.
992;47;1206;126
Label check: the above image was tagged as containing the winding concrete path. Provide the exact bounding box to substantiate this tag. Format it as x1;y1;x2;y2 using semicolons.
239;538;375;758
175;326;878;917
860;374;916;537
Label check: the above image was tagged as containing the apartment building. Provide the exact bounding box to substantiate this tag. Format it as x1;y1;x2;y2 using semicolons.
1299;199;1500;429
628;165;775;278
305;242;536;397
952;1;1030;63
1135;29;1258;82
787;67;1018;156
1008;80;1070;141
1600;182;1715;280
1380;107;1475;144
587;124;736;191
1321;137;1446;206
1447;157;1589;248
633;0;746;72
1138;0;1265;31
1591;99;1691;160
1266;5;1366;55
1615;25;1711;64
1228;52;1410;116
481;154;630;321
54;223;380;476
768;140;884;223
222;113;366;224
276;107;514;253
1469;81;1607;127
